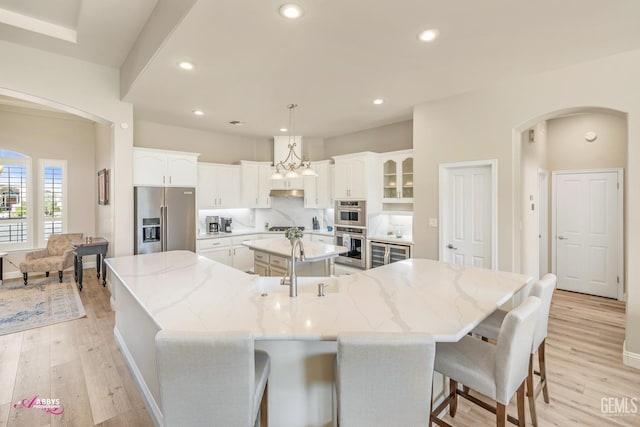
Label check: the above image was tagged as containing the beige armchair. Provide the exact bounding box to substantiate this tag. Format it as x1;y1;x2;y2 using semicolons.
20;233;83;286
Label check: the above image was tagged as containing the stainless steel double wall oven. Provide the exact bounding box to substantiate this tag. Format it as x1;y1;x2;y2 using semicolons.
334;200;367;269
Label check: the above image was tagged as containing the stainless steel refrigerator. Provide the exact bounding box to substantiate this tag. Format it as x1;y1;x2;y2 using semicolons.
134;187;196;254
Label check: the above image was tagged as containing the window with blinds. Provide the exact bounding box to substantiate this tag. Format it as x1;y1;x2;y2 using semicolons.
42;164;64;241
0;152;29;246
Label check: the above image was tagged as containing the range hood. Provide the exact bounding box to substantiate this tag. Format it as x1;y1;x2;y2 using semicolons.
269;189;304;198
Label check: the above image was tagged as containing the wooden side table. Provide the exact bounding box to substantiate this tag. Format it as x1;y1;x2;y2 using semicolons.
0;252;7;286
72;238;108;291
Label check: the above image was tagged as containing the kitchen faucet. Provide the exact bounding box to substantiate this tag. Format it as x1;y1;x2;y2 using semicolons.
281;238;305;297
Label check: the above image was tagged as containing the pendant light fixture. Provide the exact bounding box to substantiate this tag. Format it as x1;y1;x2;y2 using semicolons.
271;104;317;180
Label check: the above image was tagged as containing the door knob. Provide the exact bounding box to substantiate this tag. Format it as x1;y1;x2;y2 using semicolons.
558;236;568;240
447;244;458;250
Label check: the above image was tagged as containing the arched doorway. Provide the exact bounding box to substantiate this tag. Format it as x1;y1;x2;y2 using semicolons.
513;107;627;300
0;90;117;278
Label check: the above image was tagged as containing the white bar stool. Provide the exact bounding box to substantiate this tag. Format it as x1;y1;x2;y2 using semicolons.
335;332;436;427
432;296;541;427
155;330;270;427
473;274;557;426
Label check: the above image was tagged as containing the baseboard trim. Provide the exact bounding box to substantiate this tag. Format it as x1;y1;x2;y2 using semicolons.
623;341;640;370
114;327;163;427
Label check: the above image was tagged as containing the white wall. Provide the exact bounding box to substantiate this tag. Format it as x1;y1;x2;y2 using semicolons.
0;41;133;257
547;112;627;171
520;121;548;279
95;122;114;256
324;120;412;157
0;107;96;239
134;120;272;163
413;48;640;364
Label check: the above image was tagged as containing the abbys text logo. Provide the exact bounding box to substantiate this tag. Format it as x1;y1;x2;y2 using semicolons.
601;396;638;416
13;395;64;415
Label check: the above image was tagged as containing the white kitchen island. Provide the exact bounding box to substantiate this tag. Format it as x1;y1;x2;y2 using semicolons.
105;250;531;427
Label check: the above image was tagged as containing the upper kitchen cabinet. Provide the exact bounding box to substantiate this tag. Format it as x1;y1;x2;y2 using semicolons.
133;147;198;187
197;163;241;209
241;161;271;208
304;160;332;208
380;150;414;203
333;152;379;201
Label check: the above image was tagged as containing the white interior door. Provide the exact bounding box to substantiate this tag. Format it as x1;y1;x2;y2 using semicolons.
538;169;549;277
440;164;493;268
553;170;621;298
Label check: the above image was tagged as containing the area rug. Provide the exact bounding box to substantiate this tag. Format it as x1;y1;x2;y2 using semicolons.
0;279;86;336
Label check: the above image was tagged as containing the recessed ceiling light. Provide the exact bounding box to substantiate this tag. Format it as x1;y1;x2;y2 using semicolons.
373;98;384;105
279;3;303;19
178;61;195;70
417;29;439;42
280;128;288;132
193;110;204;116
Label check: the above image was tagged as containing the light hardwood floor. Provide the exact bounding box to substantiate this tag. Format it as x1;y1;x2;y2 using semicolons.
1;270;639;426
436;289;640;426
0;271;153;427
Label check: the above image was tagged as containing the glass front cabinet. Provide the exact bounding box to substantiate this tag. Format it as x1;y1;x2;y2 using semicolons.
381;150;413;203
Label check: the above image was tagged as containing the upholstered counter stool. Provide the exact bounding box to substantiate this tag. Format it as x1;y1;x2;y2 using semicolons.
432;296;541;427
335;332;436;427
473;274;557;426
155;330;270;427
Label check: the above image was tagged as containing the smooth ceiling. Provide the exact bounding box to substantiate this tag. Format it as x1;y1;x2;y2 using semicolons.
2;0;640;139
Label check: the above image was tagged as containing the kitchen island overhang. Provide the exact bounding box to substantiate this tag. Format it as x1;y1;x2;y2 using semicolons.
105;250;530;427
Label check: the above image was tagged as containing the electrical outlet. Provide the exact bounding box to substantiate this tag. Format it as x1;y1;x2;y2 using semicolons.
428;218;438;227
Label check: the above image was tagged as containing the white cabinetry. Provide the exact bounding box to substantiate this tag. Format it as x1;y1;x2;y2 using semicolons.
253;250;329;277
197;163;241;209
380;150;413;203
197;235;260;272
241;161;271;208
133;147;198;187
304;161;332;208
311;234;335;244
333;152;378;201
231;245;254;271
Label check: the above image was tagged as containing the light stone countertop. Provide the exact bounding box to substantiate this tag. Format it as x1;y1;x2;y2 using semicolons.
367;234;414;245
242;237;347;261
105;250;531;342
